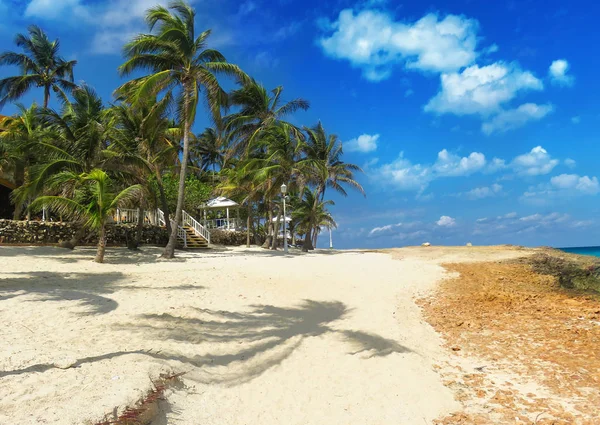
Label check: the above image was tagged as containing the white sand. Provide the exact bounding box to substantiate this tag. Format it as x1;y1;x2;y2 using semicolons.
0;245;527;425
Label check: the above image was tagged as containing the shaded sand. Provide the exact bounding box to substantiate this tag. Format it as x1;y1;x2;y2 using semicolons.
0;245;527;425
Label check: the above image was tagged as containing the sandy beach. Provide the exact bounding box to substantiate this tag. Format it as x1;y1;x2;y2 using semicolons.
0;245;533;425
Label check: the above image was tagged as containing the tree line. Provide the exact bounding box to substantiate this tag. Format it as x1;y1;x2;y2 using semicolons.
0;1;364;262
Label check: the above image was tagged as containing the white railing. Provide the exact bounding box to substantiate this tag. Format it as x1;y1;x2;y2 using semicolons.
182;210;211;244
114;208;161;225
177;224;187;248
203;217;242;230
156;209;166;227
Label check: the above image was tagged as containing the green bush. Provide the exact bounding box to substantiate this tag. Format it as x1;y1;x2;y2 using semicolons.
527;253;600;294
210;229;250;246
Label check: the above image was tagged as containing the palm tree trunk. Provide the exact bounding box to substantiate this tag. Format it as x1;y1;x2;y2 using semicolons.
134;202;144;249
12;163;25;220
262;204;273;248
43;85;50;109
154;167;172;235
302;227;313;252
246;203;251;247
162;85;191;259
95;223;107;263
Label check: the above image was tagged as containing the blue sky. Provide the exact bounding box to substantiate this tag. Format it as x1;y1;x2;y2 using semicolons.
1;0;598;249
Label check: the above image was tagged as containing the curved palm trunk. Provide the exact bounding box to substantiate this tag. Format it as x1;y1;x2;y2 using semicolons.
43;85;50;109
134;202;144;249
162;85;191;259
246;203;251;247
95;223;107;263
262;205;273;249
302;227;314;252
154;167;172;235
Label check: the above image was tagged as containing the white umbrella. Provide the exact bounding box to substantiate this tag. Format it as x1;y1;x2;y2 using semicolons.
272;216;292;222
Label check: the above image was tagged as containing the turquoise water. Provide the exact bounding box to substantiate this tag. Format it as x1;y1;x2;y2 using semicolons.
558;246;600;257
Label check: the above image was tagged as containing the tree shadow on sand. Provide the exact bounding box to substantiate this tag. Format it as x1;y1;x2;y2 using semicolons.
118;300;411;385
0;271;203;315
0;300;410;386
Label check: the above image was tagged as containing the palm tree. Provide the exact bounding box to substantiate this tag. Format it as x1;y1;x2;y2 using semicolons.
226;79;309;155
0;25;77;109
304;122;364;246
0;103;47;218
293;188;337;252
29;169;141;263
304;122;365;200
108;96;179;237
192;126;226;183
117;0;248;259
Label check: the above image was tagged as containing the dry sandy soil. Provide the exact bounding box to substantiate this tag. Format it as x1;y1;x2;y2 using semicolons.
0;244;590;424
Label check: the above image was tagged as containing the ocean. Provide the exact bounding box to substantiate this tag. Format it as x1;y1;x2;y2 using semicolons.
558;246;600;257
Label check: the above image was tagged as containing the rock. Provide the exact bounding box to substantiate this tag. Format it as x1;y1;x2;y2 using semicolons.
422;242;431;247
466;242;473;247
53;355;78;369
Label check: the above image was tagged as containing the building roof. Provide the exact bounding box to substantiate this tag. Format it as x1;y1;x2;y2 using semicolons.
0;177;16;190
203;196;239;209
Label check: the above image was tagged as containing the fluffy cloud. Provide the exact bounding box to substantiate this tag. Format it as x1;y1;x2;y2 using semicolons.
425;63;543;116
461;183;503;200
319;9;479;81
433;149;486;176
511;146;559;176
482;103;553;135
474;212;572;236
345;134;380;153
564;158;576;168
374;149;486;192
550;174;600;195
373;145;563;192
436;216;456;227
521;174;600;204
25;0;88;20
549;59;574;87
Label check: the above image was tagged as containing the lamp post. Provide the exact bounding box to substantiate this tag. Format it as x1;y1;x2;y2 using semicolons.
281;183;288;253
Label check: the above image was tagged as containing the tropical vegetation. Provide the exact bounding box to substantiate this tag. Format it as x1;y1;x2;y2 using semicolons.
0;0;364;260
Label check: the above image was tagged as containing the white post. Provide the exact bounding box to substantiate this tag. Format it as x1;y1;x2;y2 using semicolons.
42;207;46;222
116;208;120;223
226;208;230;230
329;227;333;249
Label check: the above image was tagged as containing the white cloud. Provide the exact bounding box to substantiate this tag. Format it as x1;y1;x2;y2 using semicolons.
551;174;600;195
474;211;572;236
374;149;487;192
482;103;553;135
425;62;543;116
564;158;576;168
404;89;414;97
25;0;88;20
436;216;456;227
571;116;581;124
549;59;574;87
511;146;559;176
433;149;486;176
345;134;380;153
461;183;503;200
319;9;479;81
375;153;432;192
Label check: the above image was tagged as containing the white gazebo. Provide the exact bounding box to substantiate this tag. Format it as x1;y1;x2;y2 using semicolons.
201;196;241;231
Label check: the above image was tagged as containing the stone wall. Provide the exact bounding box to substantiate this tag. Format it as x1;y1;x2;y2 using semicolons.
0;219;168;246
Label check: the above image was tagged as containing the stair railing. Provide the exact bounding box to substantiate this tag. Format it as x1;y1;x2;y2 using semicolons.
182;210;211;244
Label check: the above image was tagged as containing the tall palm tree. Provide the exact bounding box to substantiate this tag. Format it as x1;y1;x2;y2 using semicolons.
0;103;47;218
293;188;337;252
304;122;364;246
304;121;365;200
0;25;77;109
193;126;226;176
108;96;179;236
117;0;248;259
226;79;309;155
29;169;141;263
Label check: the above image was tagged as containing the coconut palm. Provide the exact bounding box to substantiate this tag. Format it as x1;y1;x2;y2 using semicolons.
29;169;141;263
0;103;48;218
304;121;365;200
226;79;309;155
292;188;337;252
117;0;248;259
108;96;179;237
0;25;77;109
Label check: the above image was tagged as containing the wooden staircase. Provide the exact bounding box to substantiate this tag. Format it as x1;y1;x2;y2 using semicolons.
178;226;209;249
